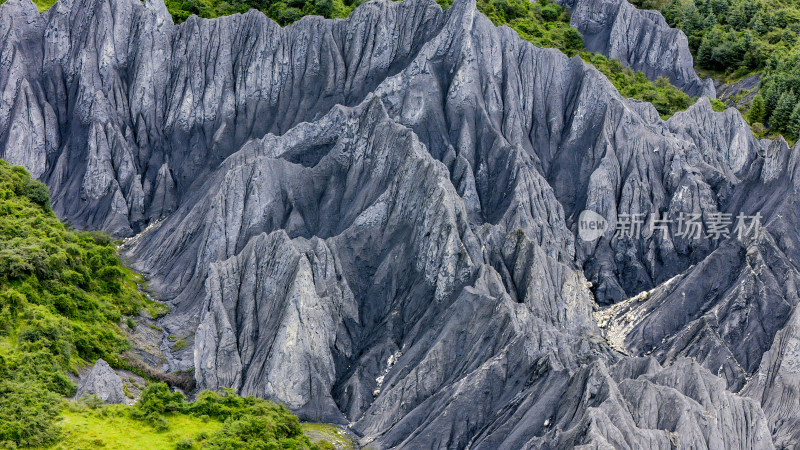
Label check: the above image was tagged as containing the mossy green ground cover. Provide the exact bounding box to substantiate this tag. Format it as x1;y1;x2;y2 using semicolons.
50;386;335;449
53;406;224;449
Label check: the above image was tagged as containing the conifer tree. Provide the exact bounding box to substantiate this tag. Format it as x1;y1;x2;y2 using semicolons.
771;91;797;131
748;95;766;124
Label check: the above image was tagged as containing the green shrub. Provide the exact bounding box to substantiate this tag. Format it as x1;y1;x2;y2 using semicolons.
135;382;187;418
80;394;106;410
21;179;50;210
0;380;62;447
205;413;313;449
710;97;728;111
748;94;766;122
175;438;195;450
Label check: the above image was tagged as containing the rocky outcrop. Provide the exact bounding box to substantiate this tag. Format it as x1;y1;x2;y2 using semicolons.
75;359;127;404
0;0;795;447
715;73;760;109
561;0;715;97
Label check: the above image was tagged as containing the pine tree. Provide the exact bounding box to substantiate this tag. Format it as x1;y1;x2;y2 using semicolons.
788;103;800;140
771;91;797;131
682;3;703;34
748;95;766;124
696;37;715;69
729;3;747;29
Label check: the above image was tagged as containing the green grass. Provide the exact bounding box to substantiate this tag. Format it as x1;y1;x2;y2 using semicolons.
51;407;348;450
52;406;224;449
45;387;332;449
301;423;354;450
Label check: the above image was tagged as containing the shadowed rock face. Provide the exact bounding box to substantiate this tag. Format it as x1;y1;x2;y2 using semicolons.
0;0;795;447
559;0;716;97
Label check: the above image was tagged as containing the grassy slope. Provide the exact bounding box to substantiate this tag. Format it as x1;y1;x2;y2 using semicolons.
50;386;333;449
302;423;355;450
51;413;356;450
53;407;224;449
0;160;154;447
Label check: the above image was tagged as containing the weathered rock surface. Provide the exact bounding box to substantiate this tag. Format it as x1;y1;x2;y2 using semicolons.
598;136;800;447
715;73;761;109
0;0;796;447
560;0;715;97
470;357;772;449
75;359;127;404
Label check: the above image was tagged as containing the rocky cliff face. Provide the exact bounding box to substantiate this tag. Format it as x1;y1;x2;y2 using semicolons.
0;0;795;447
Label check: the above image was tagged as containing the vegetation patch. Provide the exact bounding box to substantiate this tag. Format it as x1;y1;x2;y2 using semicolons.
302;423;354;450
53;404;224;450
162;0;358;24
0;161;152;447
51;385;330;449
632;0;800;139
580;52;694;117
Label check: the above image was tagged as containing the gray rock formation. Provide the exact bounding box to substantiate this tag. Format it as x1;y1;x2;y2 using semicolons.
75;359;127;404
715;73;760;110
0;0;796;447
561;0;715;97
471;357;772;449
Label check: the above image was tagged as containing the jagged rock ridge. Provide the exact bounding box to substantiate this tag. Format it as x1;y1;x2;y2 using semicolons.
0;0;796;447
